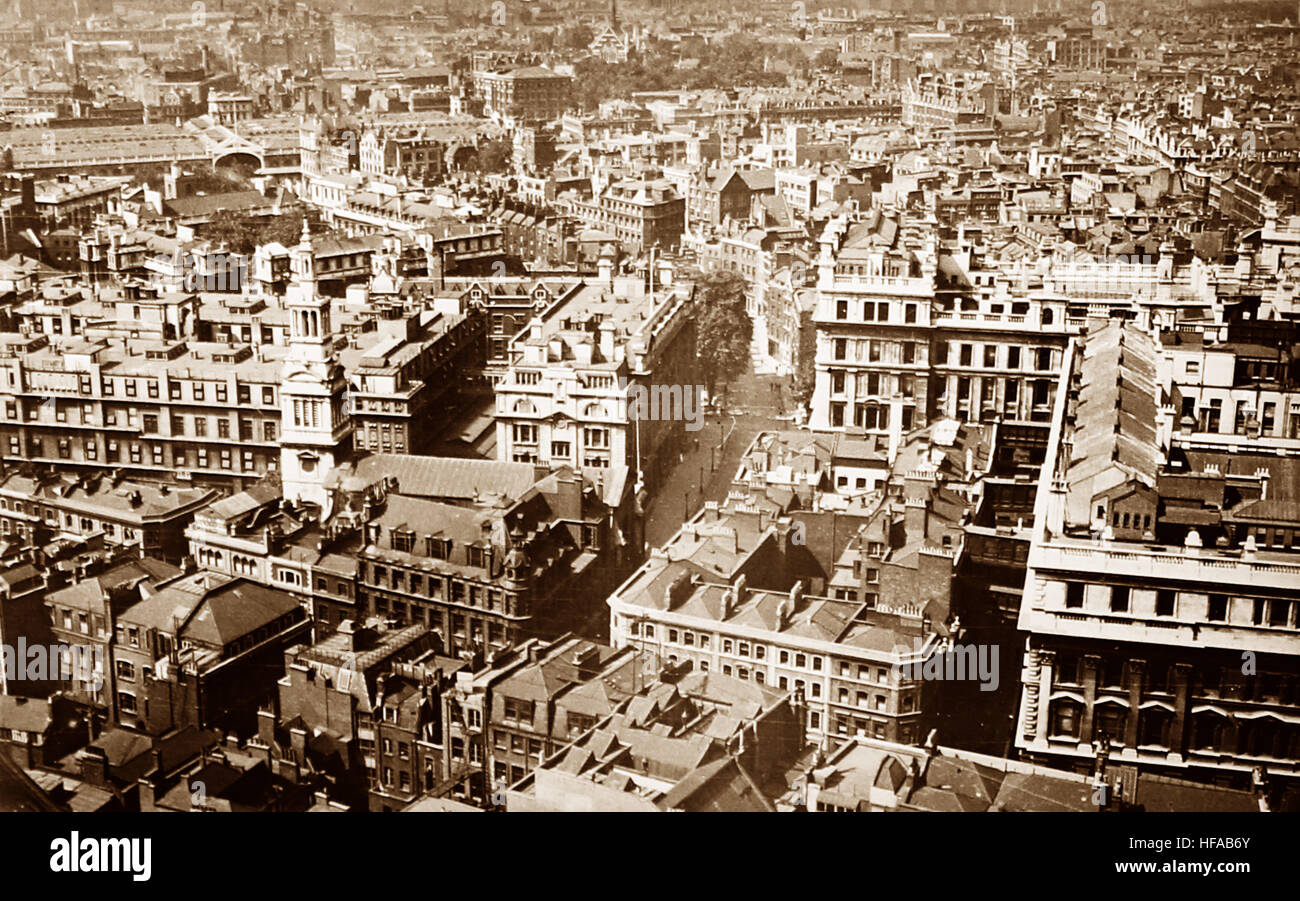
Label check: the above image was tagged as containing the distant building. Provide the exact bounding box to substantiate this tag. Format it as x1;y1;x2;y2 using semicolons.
472;67;573;125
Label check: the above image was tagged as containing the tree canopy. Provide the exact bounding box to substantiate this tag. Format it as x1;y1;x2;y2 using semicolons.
201;209;322;256
571;34;811;111
461;138;513;174
689;268;753;396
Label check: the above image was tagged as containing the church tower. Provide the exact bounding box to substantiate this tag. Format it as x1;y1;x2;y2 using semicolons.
279;219;351;511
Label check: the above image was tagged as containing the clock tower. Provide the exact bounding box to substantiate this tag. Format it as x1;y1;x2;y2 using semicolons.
279;220;351;511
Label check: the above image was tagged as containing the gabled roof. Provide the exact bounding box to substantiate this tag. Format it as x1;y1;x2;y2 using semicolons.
658;756;776;812
182;579;302;648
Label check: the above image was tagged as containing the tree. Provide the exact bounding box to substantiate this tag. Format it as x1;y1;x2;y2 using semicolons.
202;209;321;255
793;301;818;409
813;48;840;71
478;138;514;173
690;268;753;398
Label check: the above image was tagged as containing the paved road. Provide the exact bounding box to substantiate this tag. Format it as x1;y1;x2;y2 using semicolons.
643;364;794;547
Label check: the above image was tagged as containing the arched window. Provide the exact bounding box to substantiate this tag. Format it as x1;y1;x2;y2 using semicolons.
1093;701;1127;744
1192;710;1229;751
1050;699;1082;739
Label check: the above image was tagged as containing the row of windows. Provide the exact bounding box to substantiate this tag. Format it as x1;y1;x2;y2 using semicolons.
629;623;828;672
1063;582;1299;628
6;404;278;442
367;564;506;607
829;370;917;398
828;402;915;432
366;595;514;649
830;337;918;365
52;606;105;637
1051;652;1299;703
96;378;277;406
1178;397;1300;438
12;435;270;471
1048;700;1300;760
833;715;895;740
511;424;610;449
380;737;411;760
936;343;1056;370
493;730;548;757
514;449;610;468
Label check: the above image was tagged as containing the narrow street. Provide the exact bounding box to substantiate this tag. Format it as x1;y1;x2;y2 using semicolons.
643;360;796;548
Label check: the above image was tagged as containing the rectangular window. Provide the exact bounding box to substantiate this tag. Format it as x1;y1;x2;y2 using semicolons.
1206;592;1227;621
1065;582;1084;609
1155;589;1176;617
503;697;533;724
1110;586;1130;612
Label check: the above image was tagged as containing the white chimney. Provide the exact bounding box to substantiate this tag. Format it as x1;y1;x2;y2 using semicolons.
598;320;615;361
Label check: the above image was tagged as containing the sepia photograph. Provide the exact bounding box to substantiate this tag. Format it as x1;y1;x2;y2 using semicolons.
0;0;1293;883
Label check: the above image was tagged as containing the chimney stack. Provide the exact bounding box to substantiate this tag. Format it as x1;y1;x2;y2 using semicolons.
598;319;615;361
